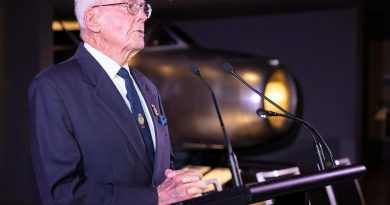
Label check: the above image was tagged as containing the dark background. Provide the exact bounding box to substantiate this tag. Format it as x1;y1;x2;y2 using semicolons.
0;0;389;204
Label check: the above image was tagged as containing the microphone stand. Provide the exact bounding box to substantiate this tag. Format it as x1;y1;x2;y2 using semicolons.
223;63;336;170
190;64;243;187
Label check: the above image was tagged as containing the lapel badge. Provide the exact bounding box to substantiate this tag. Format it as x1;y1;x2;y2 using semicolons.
158;115;168;127
137;113;146;128
151;104;159;116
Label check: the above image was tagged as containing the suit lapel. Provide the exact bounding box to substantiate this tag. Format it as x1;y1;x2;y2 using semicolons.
74;45;152;175
131;69;166;179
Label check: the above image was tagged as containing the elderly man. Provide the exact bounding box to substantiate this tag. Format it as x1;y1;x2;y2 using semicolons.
28;0;206;204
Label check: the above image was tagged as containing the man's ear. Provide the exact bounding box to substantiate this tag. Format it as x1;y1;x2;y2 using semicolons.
84;8;101;33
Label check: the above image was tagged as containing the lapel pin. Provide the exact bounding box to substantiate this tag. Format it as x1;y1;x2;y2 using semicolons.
137;113;146;128
151;104;159;116
158;115;167;127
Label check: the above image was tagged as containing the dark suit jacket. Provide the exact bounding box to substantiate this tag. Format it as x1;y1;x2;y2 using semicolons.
29;44;174;205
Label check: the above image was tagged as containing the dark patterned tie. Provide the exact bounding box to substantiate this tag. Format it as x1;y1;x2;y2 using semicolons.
117;67;155;169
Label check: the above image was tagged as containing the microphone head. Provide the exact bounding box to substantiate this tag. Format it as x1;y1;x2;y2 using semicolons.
222;62;235;74
256;108;280;117
189;64;200;76
256;108;268;118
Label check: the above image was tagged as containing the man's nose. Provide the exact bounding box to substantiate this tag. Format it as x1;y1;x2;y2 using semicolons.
137;9;148;22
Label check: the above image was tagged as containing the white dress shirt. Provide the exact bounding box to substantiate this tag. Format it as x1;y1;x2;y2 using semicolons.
84;43;156;149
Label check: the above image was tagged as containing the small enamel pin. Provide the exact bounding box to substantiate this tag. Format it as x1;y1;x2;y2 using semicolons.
137;113;145;128
151;104;159;116
158;115;168;127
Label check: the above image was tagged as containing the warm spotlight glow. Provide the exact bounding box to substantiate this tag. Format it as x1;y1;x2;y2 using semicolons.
52;21;80;31
264;70;291;129
265;82;286;103
159;65;175;76
201;66;219;79
152;40;159;46
242;72;261;84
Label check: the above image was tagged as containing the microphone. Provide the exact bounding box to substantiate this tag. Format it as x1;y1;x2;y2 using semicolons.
189;64;243;187
223;63;291;117
223;62;336;170
257;108;327;170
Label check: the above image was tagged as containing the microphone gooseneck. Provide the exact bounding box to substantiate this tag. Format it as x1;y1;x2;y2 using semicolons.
224;62;336;170
189;64;243;187
257;108;328;170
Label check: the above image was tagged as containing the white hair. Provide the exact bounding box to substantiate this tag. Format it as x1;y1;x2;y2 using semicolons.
74;0;101;31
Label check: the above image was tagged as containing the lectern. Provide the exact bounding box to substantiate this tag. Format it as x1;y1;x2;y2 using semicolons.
174;164;366;205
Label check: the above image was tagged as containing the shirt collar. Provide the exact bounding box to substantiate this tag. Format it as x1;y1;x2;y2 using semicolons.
84;43;130;79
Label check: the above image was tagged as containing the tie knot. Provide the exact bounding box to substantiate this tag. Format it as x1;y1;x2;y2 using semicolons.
117;67;131;79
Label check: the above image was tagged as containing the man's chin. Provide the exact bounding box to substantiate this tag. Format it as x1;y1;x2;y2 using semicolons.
126;42;144;57
132;42;145;51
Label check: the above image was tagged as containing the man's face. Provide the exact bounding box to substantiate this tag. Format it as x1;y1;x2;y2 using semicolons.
97;0;147;53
